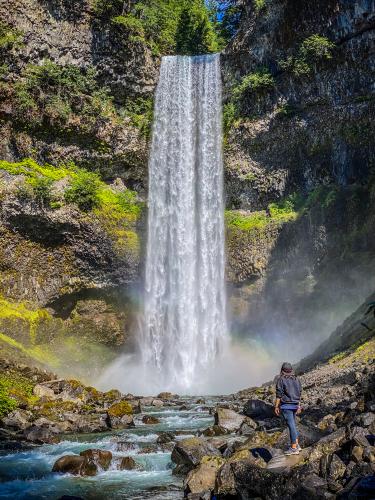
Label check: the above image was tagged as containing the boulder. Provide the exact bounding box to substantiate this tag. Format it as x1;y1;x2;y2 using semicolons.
171;437;221;470
80;449;112;470
157;431;175;444
1;410;32;430
23;425;60;444
152;399;164;407
243;399;274;420
309;428;347;464
202;425;228;437
351;445;364;463
52;455;97;476
184;456;225;495
297;473;328;498
140;397;154;406
142;415;160;424
119;456;139;470
108;414;134;430
107;401;133;418
238;417;258;435
214;408;246;433
324;453;346;481
275;423;325;449
157;392;175;400
33;384;55;399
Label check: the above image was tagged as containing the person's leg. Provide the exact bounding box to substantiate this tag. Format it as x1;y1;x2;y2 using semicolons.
282;409;298;447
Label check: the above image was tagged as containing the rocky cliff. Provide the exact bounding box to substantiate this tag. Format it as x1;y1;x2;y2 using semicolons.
223;0;375;354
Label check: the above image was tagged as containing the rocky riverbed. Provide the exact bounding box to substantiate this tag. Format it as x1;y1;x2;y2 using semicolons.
0;337;374;499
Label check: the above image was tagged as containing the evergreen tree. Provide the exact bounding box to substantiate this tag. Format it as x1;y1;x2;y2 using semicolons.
175;2;218;55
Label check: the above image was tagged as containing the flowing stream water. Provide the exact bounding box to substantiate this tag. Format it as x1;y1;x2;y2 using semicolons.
0;399;221;499
141;54;227;393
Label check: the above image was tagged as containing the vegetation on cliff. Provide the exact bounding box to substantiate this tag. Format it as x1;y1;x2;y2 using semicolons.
95;0;223;55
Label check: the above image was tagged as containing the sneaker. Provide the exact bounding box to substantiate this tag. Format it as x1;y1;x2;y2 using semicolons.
297;444;302;451
285;447;300;455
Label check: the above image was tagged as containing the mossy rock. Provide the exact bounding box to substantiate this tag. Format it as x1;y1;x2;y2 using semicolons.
107;400;133;417
36;400;77;419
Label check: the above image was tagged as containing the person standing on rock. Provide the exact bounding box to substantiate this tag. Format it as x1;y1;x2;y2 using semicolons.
274;362;302;455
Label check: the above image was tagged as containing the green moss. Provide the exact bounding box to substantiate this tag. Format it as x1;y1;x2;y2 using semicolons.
226;193;303;232
107;400;133;417
0;370;37;417
0;332;59;366
234;69;275;98
37;400;76;419
0;295;52;344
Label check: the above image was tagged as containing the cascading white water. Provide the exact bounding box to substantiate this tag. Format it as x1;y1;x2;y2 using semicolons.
141;54;227;393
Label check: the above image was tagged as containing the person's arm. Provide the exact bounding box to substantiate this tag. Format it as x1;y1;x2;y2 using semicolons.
296;378;302;414
275;378;283;416
274;397;281;416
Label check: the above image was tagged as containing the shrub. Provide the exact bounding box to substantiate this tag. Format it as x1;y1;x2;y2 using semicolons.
234;69;275;98
223;101;238;136
279;34;335;77
122;97;154;137
0;21;23;51
64;171;101;211
112;15;145;36
28;176;54;205
254;0;265;13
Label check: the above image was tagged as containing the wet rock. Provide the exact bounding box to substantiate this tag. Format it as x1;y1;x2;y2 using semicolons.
157;431;175;444
1;410;32;430
115;441;138;453
23;425;60;444
33;384;55;399
109;414;134;430
52;455;96;476
202;425;228;437
157;392;175;400
243;399;274;420
214;408;245;433
142;415;160;424
171;437;221;470
119;456;139;470
196;399;205;405
80;449;112;470
152;399;164;407
75;414;109;433
140;397;154;406
184;456;225;495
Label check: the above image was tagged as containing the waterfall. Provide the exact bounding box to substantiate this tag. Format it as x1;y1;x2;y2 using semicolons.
141;54;227;393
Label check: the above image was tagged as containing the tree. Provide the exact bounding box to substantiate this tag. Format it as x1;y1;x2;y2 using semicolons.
175;2;218;55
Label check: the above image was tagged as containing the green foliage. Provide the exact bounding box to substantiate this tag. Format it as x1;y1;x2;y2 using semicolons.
64;171;101;211
97;0;220;55
233;69;275;98
28;176;54;205
122;97;154;137
112;14;145;35
254;0;265;12
223;69;275;137
208;1;243;48
12;60;117;133
223;101;238;136
226;193;303;232
0;21;23;51
0;370;37;417
175;3;219;55
279;34;335;77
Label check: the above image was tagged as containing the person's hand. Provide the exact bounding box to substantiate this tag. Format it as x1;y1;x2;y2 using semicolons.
296;406;302;415
274;406;280;416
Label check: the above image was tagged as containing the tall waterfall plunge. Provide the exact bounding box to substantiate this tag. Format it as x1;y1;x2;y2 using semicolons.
141;54;228;393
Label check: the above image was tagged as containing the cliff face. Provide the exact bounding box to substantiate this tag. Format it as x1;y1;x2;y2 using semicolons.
0;0;374;377
0;0;158;191
223;0;375;353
